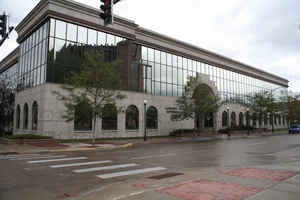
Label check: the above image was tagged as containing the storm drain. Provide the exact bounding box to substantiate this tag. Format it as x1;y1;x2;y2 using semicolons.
148;172;183;180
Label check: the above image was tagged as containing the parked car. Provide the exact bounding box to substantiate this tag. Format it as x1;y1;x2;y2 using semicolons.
289;125;300;134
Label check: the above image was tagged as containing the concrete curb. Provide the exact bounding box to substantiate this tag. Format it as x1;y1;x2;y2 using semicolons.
0;143;134;154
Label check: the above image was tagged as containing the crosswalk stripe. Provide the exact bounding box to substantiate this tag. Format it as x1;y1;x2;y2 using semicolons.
50;160;112;168
97;167;167;179
10;155;67;161
27;157;87;164
73;163;138;173
6;154;41;159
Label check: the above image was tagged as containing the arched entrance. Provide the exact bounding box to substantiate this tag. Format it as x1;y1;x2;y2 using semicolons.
192;83;218;129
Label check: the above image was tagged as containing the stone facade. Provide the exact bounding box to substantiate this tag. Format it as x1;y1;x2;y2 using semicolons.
13;80;287;139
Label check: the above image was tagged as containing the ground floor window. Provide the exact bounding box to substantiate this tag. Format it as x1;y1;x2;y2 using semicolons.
231;112;236;127
126;105;139;130
74;101;92;131
146;106;158;129
239;112;244;127
32;101;38;130
23;103;29;129
204;112;213;128
16;105;20;129
222;111;228;127
102;104;118;130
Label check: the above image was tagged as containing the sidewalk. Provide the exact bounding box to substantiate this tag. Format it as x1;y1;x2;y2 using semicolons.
0;131;288;155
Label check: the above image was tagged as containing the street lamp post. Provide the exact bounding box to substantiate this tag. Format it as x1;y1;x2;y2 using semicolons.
246;108;250;135
144;100;147;141
226;106;230;137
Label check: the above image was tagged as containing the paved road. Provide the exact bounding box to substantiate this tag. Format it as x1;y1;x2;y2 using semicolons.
1;134;300;200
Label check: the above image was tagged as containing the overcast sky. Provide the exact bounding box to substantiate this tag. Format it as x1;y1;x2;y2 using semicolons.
1;0;300;92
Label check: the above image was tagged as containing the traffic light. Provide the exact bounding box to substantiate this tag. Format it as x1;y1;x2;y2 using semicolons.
0;14;7;38
100;0;113;26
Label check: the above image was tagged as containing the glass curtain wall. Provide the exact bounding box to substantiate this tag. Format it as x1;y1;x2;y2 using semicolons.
47;18;127;84
18;21;49;89
141;46;288;102
0;63;19;89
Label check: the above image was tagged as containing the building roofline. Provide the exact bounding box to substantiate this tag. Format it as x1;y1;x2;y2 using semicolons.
13;0;289;87
0;46;19;73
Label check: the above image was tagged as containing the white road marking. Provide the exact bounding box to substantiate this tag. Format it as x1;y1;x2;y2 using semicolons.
130;153;176;160
248;142;267;146
97;167;167;179
73;163;138;173
10;155;67;161
50;160;112;168
27;157;87;164
6;154;41;158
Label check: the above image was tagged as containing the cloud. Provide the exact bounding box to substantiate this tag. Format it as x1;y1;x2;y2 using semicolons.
1;0;300;92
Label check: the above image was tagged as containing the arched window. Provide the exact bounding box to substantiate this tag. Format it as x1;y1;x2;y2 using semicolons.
264;113;268;125
74;100;92;131
102;104;118;130
16;105;20;129
278;115;281;125
222;111;228;127
269;114;273;126
231;112;236;127
32;102;38;130
146;106;158;129
23;103;29;129
259;113;262;127
283;116;285;125
239;112;244;127
252;113;257;127
126;105;139;130
274;115;277;125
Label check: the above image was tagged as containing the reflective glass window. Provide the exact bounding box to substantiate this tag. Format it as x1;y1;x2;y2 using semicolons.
154;63;160;81
161;65;167;82
172;55;177;66
155;50;160;63
142;47;147;60
167;53;172;66
167;66;172;83
78;26;87;43
161;52;166;65
106;34;115;45
161;83;166;96
182;58;187;69
98;31;106;45
148;48;154;62
55;20;66;39
88;29;97;45
67;23;77;42
50;19;55;37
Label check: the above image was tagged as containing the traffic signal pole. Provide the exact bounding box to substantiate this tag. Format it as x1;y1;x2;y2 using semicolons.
99;0;124;26
0;26;14;47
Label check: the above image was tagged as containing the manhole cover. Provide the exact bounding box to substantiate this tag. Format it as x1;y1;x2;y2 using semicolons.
148;172;183;180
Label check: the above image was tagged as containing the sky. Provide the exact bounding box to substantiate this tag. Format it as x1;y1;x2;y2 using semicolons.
1;0;300;92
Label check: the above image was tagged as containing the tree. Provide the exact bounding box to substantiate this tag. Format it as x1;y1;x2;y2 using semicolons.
0;75;15;136
54;50;126;143
171;76;223;130
244;91;288;130
288;99;300;124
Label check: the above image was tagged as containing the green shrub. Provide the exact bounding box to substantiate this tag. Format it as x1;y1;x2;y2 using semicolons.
170;129;203;137
6;134;52;140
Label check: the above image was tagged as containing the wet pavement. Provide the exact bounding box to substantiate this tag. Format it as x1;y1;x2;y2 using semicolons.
1;133;300;200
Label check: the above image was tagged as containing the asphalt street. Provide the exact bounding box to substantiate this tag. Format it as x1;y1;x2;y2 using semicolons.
1;134;300;200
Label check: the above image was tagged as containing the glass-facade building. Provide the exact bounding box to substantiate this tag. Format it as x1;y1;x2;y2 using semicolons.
0;0;289;138
12;17;288;103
